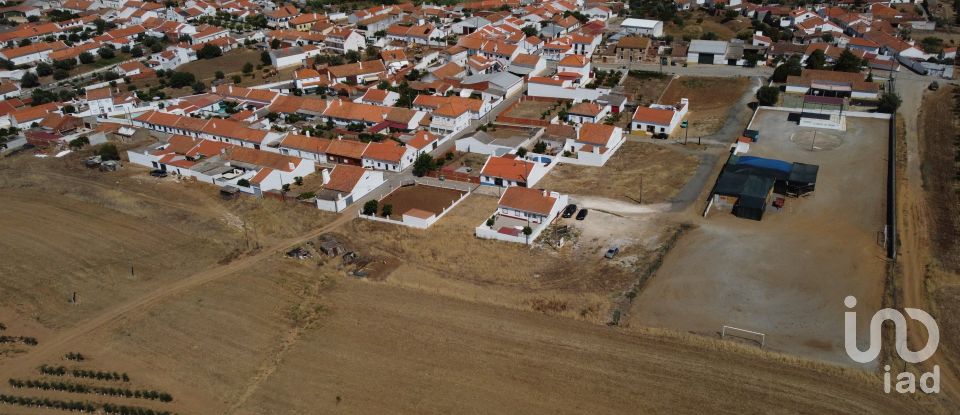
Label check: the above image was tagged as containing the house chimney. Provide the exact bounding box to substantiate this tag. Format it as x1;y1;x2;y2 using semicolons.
321;168;331;184
542;189;548;197
306;130;311;137
288;162;296;170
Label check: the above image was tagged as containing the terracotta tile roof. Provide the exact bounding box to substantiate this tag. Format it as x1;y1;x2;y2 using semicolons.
280;133;332;153
323;164;365;193
406;130;438;149
481;155;535;181
361;88;389;103
511;53;541;68
498;186;557;216
568;102;603;117
577;122;616;146
632;106;675;125
326;139;369;159
323;99;390;123
557;54;588;67
268;95;327;114
326;59;387;78
86;87;113;101
227;147;300;172
362;140;407;162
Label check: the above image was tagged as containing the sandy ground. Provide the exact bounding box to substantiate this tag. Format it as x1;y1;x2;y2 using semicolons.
630;110;891;366
658;76;751;136
537;141;700;204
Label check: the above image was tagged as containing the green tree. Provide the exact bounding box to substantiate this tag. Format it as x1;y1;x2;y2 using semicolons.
877;92;901;114
522;226;533;244
362;200;379;215
806;49;826;69
98;46;115;59
833;48;863;72
242;62;254;74
533;141;547;153
260;50;271;65
36;62;53;76
381;204;393;217
215;70;224;79
516;147;528;157
771;55;802;82
755;85;780;106
412;153;435;177
197;44;222;59
21;72;39;88
78;51;95;64
168;71;196;88
232;74;242;84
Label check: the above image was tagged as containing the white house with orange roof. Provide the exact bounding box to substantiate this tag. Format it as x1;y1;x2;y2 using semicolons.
566;101;609;124
126;135;315;195
561;122;624;166
361;140;416;172
315;164;385;212
475;186;568;244
479;154;550;187
324;28;365;54
354;88;399;106
631;99;689;135
556;54;591;85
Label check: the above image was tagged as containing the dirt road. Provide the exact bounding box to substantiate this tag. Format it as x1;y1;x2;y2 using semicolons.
898;79;960;406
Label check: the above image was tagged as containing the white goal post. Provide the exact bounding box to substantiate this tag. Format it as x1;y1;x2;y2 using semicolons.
721;325;766;349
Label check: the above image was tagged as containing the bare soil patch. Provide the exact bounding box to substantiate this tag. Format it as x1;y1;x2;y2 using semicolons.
621;70;671;106
659;76;750;136
378;184;466;220
537;141;700;203
503;99;560;120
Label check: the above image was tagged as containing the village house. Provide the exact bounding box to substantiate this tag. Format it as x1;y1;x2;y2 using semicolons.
315;164;385;212
632;99;690;135
480;154;550;187
475;186;568;244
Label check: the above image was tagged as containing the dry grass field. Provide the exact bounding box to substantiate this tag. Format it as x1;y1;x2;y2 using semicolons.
663;12;743;41
659;76;751;136
176;48;264;82
538;141;700;204
0;143;954;414
502;99;560;120
621;71;672;106
917;87;960;393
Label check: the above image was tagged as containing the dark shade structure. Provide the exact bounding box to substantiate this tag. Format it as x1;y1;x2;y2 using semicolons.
711;156;819;220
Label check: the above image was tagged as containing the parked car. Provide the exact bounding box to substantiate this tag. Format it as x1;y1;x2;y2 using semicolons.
562;204;577;218
149;169;167;178
652;133;669;140
575;208;588;220
604;247;620;259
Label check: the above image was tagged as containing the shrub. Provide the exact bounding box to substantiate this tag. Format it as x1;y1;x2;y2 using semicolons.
755;86;780;106
96;143;119;161
237;178;250;187
362;200;378;216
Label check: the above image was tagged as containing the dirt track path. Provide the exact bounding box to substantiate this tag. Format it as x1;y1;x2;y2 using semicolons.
897;81;960;406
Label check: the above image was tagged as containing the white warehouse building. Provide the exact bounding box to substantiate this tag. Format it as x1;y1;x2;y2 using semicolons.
619;18;664;38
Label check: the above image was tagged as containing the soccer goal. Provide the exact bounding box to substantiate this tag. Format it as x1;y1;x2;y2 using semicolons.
721;325;766;349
